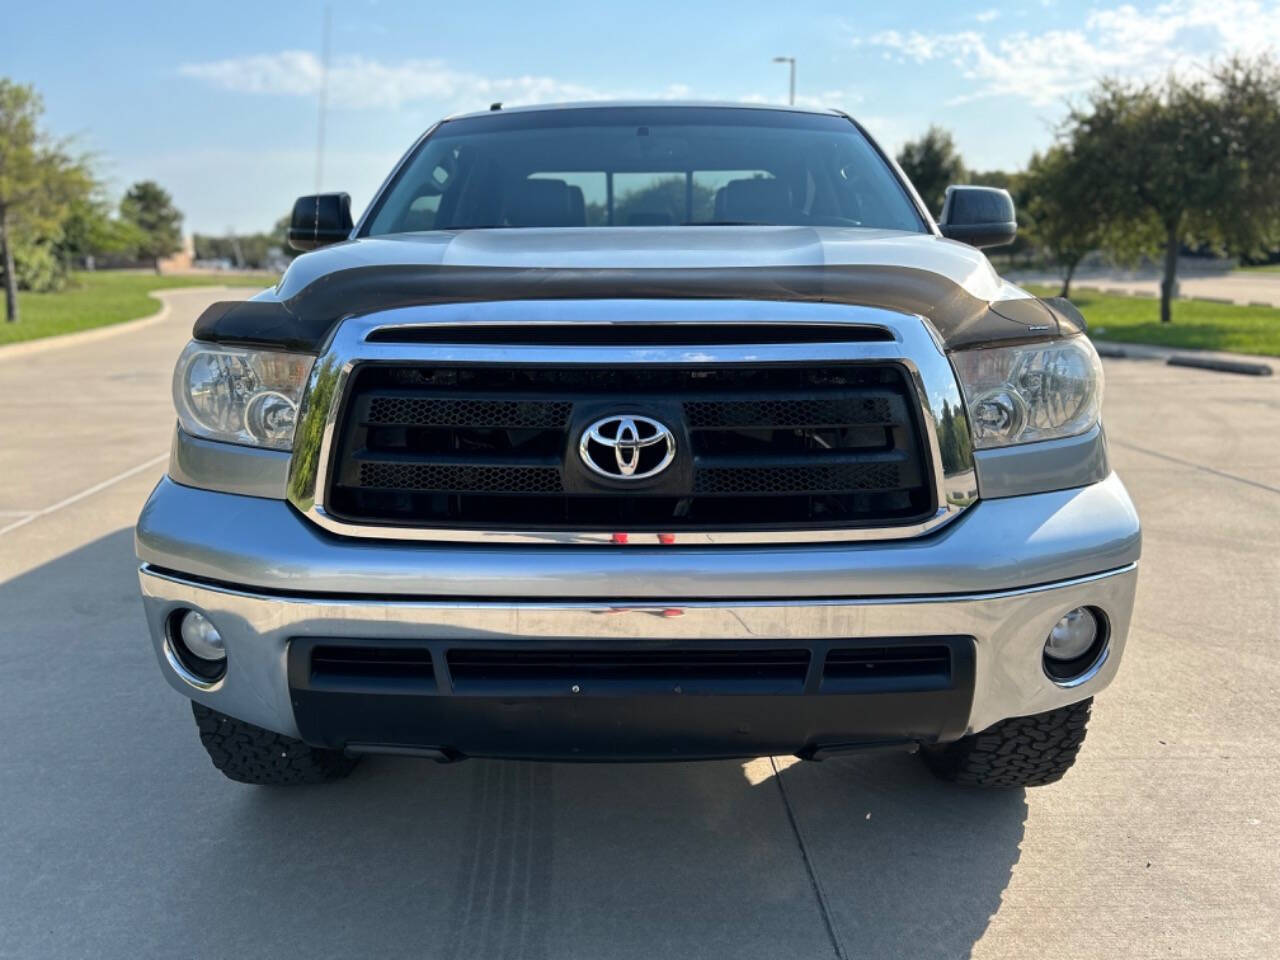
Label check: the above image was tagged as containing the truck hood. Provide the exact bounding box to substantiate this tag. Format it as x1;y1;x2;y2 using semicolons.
196;227;1082;352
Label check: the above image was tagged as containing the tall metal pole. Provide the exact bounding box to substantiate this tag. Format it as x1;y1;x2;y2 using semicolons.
772;56;796;105
227;226;244;269
315;4;331;194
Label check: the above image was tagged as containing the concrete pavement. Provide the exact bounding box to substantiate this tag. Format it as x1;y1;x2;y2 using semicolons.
1011;268;1280;307
1;290;1278;959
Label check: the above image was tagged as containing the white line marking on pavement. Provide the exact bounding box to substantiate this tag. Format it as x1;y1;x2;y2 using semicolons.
1111;439;1280;496
0;453;169;536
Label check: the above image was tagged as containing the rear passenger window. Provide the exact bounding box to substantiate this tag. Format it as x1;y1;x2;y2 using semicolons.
691;170;775;222
613;172;685;225
531;172;608;225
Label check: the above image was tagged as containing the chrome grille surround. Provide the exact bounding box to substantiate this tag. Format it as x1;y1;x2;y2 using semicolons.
285;299;978;544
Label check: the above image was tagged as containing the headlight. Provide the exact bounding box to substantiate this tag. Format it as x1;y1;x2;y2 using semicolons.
950;336;1103;449
172;341;314;450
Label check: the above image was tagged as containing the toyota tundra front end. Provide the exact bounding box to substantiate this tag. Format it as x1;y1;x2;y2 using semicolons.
135;103;1139;787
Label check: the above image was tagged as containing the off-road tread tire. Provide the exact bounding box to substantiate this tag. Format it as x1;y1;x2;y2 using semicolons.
922;699;1092;788
192;702;359;785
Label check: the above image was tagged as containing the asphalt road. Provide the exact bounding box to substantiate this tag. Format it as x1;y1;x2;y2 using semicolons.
1;289;1278;959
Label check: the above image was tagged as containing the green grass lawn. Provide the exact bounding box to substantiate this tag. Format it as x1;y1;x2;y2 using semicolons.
1;271;277;346
1238;263;1280;273
1024;284;1280;357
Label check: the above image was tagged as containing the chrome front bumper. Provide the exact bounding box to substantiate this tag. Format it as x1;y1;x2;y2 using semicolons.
136;473;1140;746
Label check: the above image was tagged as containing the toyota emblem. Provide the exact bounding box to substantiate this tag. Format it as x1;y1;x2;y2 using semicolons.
578;415;676;480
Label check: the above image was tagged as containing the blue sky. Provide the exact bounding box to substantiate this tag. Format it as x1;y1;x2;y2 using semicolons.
4;0;1276;234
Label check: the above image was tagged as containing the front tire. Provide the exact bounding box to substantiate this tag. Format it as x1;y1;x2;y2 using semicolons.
922;699;1092;788
191;702;359;785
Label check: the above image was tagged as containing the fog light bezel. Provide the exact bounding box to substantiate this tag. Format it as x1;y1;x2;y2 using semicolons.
164;608;227;689
1042;606;1110;687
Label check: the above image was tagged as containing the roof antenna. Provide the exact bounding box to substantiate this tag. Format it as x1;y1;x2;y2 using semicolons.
489;102;503;111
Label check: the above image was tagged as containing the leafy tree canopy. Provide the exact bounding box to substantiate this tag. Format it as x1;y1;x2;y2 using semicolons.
895;126;966;217
1063;55;1280;321
120;179;183;271
193;216;294;271
0;78;95;316
1020;145;1109;296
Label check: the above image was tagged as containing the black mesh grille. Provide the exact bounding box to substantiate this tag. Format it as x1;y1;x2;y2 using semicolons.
325;358;935;533
358;462;563;494
684;395;899;429
695;461;909;495
367;396;572;429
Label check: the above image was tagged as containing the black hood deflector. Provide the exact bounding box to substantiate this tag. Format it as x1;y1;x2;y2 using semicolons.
194;264;1083;353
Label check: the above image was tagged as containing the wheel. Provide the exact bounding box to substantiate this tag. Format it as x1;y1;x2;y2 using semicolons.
191;702;359;785
922;698;1092;788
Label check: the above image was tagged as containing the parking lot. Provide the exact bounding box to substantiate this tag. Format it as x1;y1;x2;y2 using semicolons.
1;288;1277;959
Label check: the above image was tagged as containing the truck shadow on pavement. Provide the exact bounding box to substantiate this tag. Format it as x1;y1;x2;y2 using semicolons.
1;529;1026;960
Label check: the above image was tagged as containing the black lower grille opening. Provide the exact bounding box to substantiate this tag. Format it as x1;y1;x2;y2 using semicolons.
326;362;936;533
821;645;953;694
447;648;810;696
310;645;436;693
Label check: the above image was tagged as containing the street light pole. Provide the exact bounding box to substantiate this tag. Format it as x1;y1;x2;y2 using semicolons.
315;4;331;194
772;56;796;105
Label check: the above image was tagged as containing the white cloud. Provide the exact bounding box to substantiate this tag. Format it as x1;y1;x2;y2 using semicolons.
738;88;863;110
180;51;865;115
853;0;1280;106
180;51;613;111
975;8;1002;22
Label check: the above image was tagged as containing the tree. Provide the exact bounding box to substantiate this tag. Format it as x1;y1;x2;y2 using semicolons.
0;78;92;321
57;194;145;267
612;177;716;225
896;126;966;217
120;180;183;273
1064;56;1280;323
1211;56;1280;257
1021;146;1106;297
193;215;295;270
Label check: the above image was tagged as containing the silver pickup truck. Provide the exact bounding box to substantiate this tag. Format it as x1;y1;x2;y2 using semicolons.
136;103;1140;788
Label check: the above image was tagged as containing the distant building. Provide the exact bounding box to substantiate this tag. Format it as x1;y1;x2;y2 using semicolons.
158;234;196;274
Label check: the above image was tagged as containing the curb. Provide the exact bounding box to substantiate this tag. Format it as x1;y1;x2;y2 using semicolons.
0;286;238;362
1167;355;1273;377
1093;339;1274;376
1093;343;1132;359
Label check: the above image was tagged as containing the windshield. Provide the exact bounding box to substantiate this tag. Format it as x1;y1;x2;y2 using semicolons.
363;107;926;235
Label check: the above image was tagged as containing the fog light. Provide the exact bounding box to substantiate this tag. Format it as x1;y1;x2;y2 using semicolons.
1045;608;1098;662
1042;606;1108;685
179;610;226;662
166;609;227;686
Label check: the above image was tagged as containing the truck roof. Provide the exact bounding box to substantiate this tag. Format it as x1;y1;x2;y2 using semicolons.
444;100;845;121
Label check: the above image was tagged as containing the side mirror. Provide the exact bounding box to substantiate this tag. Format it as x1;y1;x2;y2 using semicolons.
938;186;1016;248
287;193;354;252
